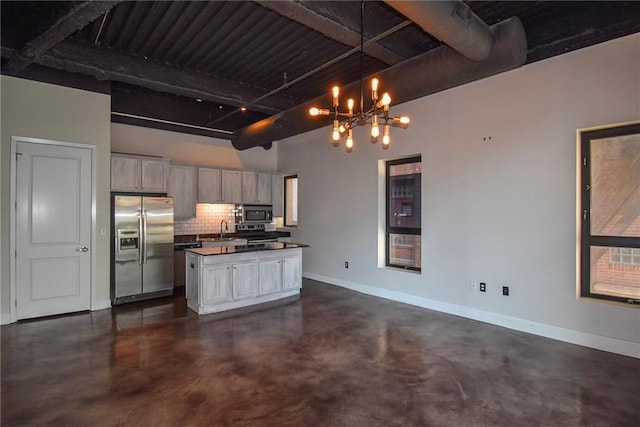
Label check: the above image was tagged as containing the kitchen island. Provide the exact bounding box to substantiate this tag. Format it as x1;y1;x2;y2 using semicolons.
185;242;307;315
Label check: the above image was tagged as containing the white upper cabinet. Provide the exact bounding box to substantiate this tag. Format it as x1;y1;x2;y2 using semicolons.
242;171;257;204
111;154;169;193
257;173;272;204
168;164;197;219
243;171;273;204
198;167;222;203
222;170;243;204
141;158;170;192
111;155;139;191
271;173;284;217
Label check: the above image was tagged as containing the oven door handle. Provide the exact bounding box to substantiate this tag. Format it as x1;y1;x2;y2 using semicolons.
248;238;278;243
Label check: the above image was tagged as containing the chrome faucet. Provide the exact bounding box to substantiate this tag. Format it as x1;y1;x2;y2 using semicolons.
220;220;229;238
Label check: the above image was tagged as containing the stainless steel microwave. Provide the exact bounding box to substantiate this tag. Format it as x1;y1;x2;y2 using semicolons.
242;204;273;223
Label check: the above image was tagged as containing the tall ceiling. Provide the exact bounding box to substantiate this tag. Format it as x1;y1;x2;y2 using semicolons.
2;1;639;149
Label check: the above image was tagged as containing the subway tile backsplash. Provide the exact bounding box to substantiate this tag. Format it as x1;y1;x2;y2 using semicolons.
174;204;238;235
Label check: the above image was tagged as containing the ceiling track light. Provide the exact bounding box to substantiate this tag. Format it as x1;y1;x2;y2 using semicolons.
308;2;409;152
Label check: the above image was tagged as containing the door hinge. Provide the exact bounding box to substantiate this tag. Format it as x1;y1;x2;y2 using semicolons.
586;184;591;191
15;299;17;307
583;210;587;221
15;250;17;258
583;157;587;166
16;152;22;160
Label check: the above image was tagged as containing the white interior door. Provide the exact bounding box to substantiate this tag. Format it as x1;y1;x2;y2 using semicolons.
15;141;92;319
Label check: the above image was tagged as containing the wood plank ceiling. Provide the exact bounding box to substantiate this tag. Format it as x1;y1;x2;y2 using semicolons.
2;1;639;147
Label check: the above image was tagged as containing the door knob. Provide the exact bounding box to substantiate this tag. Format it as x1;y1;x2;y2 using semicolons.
77;246;89;252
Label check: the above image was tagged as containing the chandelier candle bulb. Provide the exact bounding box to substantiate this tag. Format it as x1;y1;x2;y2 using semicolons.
371;78;379;100
347;98;354;116
371;115;380;139
332;119;340;141
346;129;354;150
332;86;340;107
309;107;330;116
383;124;391;146
392;116;411;127
376;93;392;109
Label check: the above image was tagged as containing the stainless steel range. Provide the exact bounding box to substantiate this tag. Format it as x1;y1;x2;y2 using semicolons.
235;223;278;243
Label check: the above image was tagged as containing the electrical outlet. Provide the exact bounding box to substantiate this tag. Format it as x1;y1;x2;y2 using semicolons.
345;261;349;269
480;282;486;292
502;286;509;296
470;281;478;291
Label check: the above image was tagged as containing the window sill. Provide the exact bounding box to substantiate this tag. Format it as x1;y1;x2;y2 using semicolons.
578;295;640;309
382;265;421;275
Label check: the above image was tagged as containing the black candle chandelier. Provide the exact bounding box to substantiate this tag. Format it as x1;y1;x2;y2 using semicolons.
308;2;410;152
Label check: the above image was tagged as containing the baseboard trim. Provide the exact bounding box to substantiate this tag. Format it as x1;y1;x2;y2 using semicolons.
91;299;112;311
1;312;12;325
303;273;640;359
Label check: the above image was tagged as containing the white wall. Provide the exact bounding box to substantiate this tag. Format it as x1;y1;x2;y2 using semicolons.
111;123;278;171
1;76;112;320
278;34;640;356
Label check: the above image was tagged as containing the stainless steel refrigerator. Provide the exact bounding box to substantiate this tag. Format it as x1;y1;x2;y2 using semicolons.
112;195;174;305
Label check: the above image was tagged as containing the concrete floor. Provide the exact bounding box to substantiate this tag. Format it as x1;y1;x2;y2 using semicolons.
2;279;639;426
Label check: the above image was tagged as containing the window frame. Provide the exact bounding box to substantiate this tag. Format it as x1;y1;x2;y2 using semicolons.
385;155;422;272
580;122;640;304
284;174;298;228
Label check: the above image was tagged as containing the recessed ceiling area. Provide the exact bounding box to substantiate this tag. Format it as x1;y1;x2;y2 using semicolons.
2;1;639;147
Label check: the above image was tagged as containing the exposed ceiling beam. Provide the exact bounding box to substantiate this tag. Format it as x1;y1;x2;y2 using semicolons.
255;0;406;65
2;1;123;74
2;41;297;115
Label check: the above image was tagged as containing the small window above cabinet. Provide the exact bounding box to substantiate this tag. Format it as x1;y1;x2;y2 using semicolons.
111;154;169;193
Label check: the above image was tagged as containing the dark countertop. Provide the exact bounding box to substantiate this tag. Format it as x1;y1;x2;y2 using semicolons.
186;242;308;256
175;230;291;244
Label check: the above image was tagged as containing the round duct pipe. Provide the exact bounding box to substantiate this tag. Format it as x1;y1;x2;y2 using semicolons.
232;17;526;151
385;0;495;61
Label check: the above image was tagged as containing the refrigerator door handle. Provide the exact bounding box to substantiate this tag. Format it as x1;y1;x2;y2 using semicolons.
138;210;144;265
142;209;148;264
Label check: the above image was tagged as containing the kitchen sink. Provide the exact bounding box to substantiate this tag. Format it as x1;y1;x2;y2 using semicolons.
197;237;242;242
199;237;248;248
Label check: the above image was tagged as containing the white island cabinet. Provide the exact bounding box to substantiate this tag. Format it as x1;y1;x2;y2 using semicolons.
185;245;303;315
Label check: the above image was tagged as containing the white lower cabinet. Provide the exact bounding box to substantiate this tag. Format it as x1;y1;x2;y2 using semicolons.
202;265;232;305
232;262;259;299
259;258;282;294
186;248;302;315
282;255;302;291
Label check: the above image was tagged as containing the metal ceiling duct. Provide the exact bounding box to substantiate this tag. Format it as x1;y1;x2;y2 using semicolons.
385;0;495;61
232;16;527;151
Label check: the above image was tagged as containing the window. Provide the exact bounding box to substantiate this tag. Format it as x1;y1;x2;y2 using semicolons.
386;156;421;271
284;175;298;227
580;123;640;303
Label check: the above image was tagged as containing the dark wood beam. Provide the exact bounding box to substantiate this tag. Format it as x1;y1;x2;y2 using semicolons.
3;41;297;115
255;0;406;65
2;1;123;74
